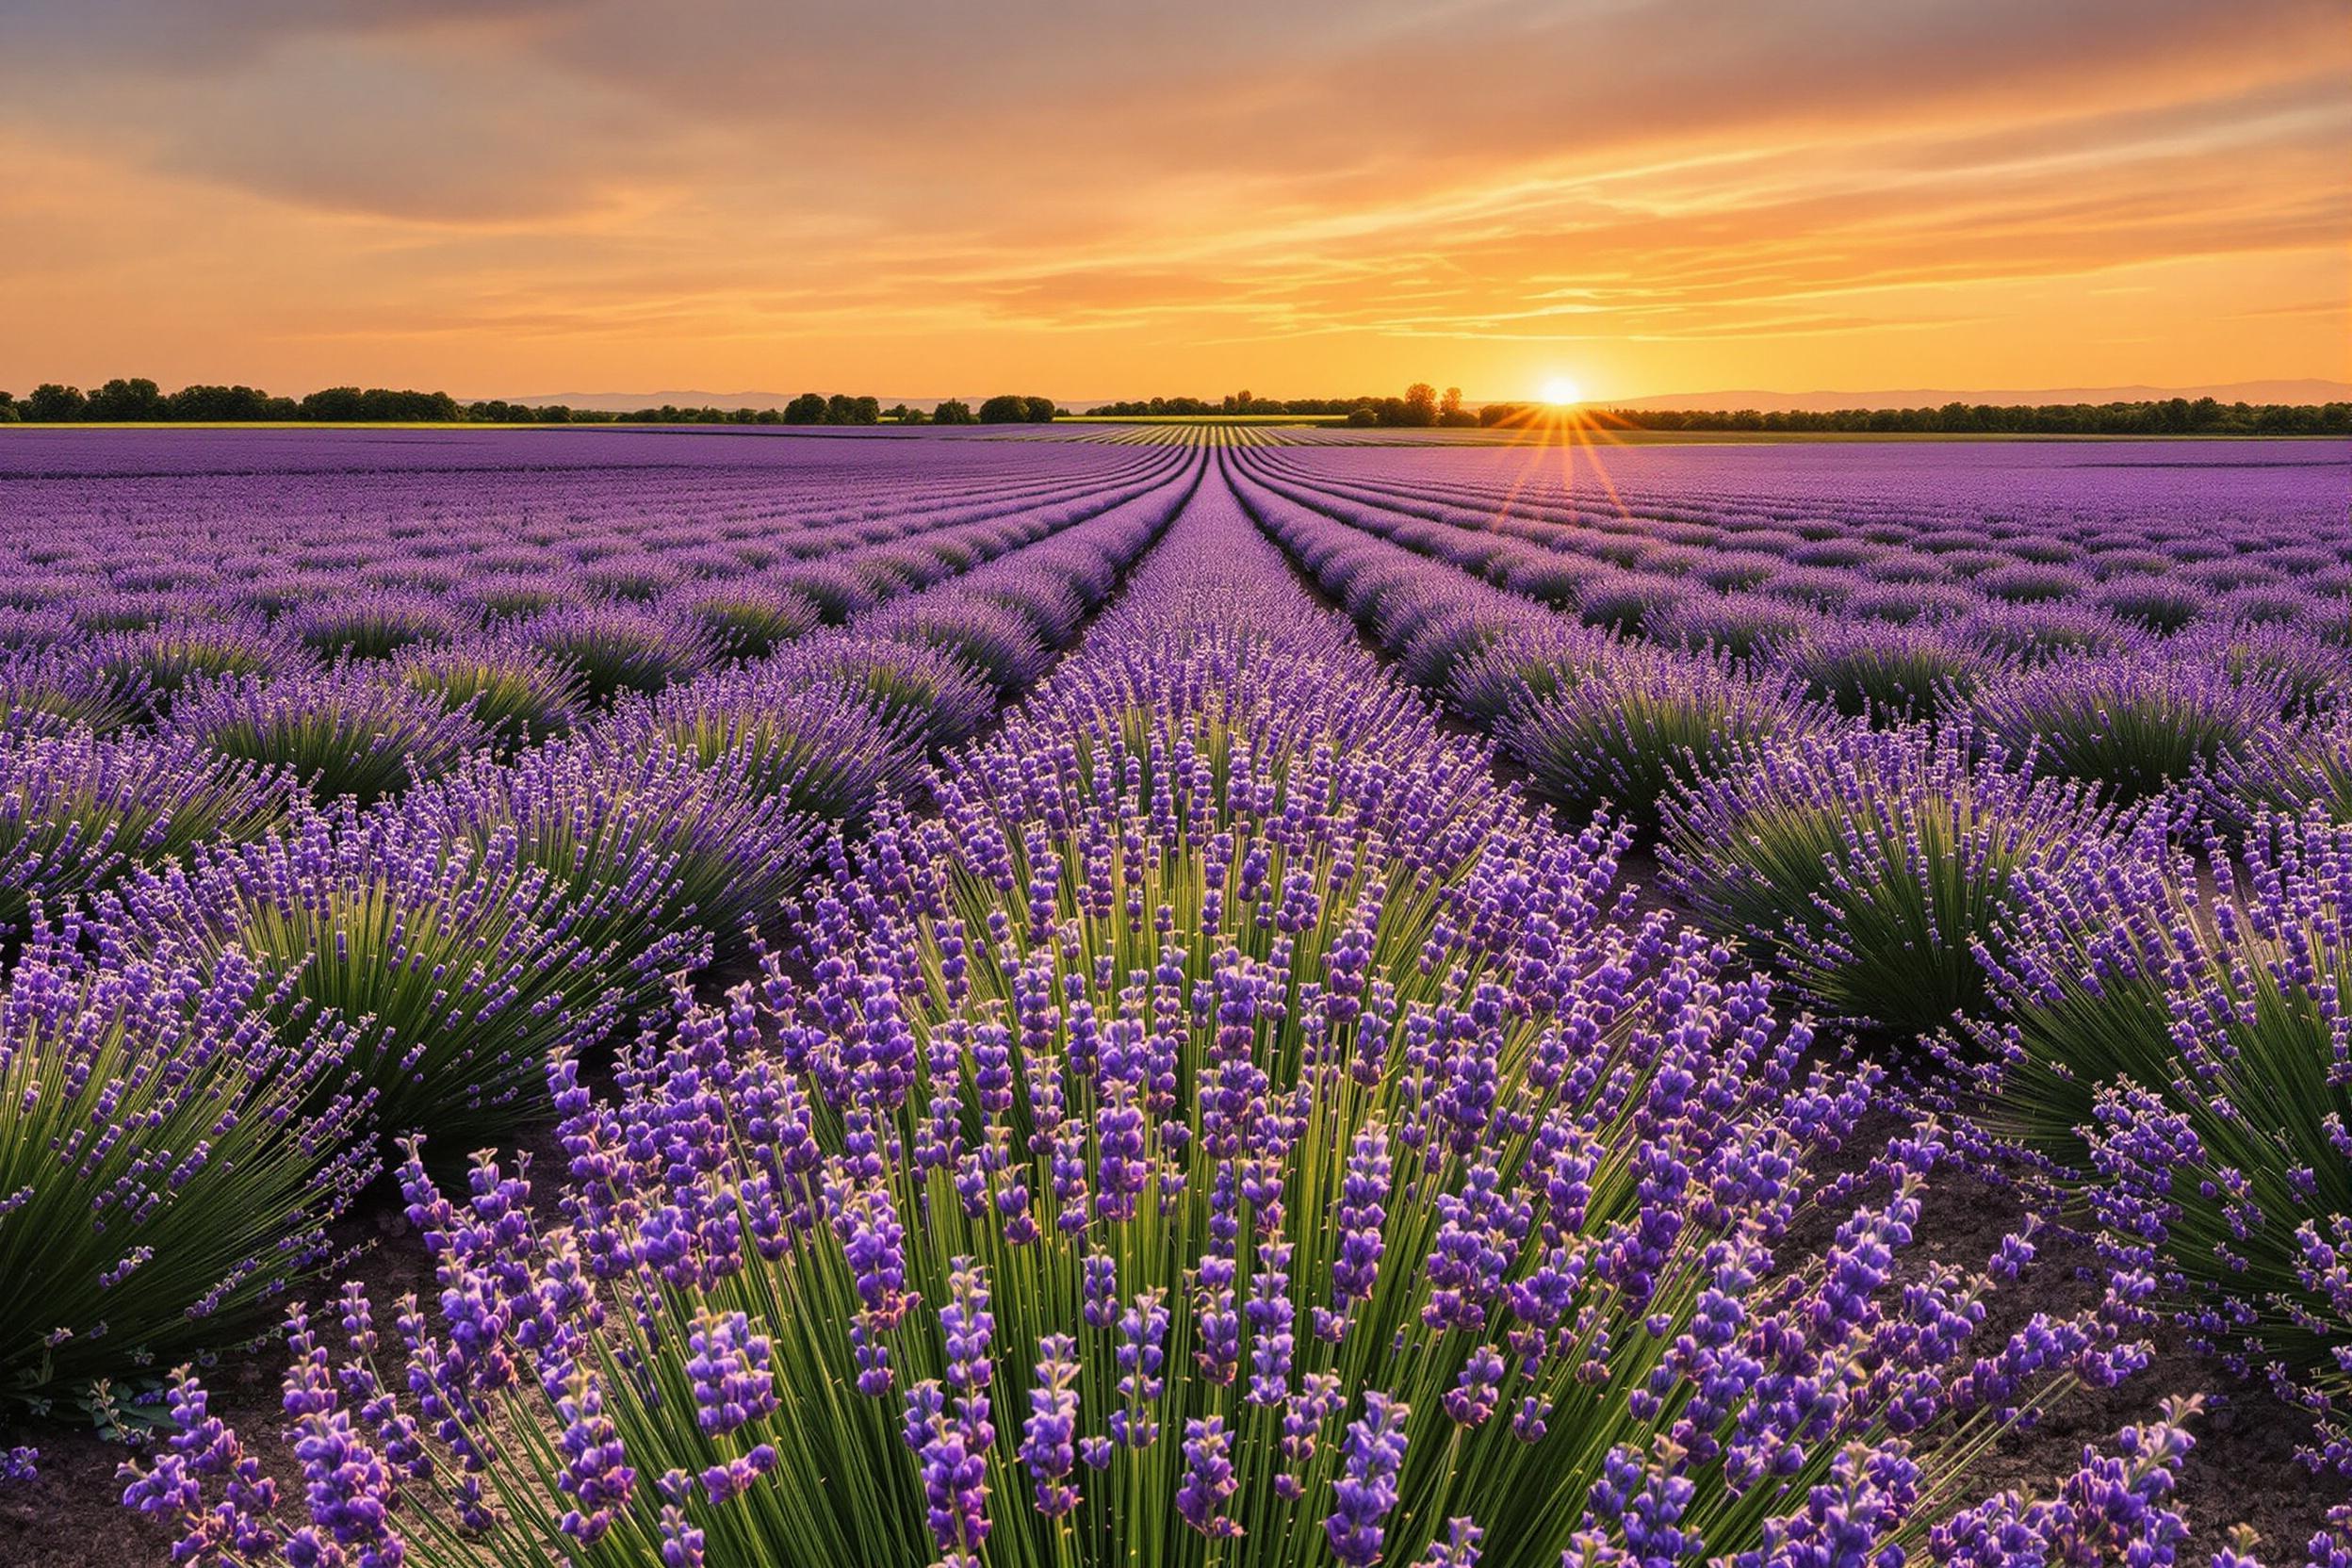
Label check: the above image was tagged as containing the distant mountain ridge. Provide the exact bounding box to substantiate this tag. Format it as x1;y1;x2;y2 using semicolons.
493;380;2352;416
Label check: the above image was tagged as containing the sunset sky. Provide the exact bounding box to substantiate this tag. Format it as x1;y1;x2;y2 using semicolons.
3;0;2346;403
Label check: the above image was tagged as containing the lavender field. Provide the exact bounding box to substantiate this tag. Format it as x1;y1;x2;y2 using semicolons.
3;425;2351;1566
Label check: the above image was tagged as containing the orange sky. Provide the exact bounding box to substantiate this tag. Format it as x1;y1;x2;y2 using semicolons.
2;1;2346;402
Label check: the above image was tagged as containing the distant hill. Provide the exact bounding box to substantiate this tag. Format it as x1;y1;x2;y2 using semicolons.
1594;380;2352;414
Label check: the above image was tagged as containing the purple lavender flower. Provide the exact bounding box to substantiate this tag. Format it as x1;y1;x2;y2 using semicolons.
1176;1416;1243;1539
1326;1393;1408;1565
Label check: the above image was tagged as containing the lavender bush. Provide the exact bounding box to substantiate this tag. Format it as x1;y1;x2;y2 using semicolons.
1662;725;2120;1034
102;804;658;1147
0;729;297;948
1968;652;2289;807
1981;808;2352;1475
0;927;374;1395
1499;645;1832;831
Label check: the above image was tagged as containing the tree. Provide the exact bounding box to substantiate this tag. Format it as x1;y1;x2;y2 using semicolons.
168;384;278;420
300;386;363;420
1440;386;1462;419
930;399;975;425
1021;396;1055;423
1346;407;1380;427
85;378;167;420
1401;383;1439;427
977;395;1032;423
25;384;88;421
782;392;828;424
0;403;19;424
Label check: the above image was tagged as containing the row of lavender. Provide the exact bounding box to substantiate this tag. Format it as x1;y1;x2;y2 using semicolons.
0;440;1200;1405
1227;442;2352;1486
0;439;1186;757
123;470;2237;1568
0;437;1198;942
1231;446;2352;828
1241;442;2343;728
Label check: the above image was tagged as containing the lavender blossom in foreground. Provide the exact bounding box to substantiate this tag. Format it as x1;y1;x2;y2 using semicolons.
1982;808;2352;1472
1;926;375;1393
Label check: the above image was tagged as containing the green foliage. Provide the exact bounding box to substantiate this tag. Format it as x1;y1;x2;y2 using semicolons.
396;640;589;753
978;395;1057;423
24;384;88;421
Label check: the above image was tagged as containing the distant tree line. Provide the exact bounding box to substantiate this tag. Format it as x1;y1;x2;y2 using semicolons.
1083;384;2350;437
0;380;1065;427
1491;397;2352;436
8;378;2339;438
0;379;468;423
468;394;890;426
1087;384;1482;428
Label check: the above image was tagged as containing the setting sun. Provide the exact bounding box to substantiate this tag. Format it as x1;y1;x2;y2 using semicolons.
1541;376;1583;406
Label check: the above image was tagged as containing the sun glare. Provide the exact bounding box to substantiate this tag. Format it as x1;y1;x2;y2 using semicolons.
1541;375;1583;406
